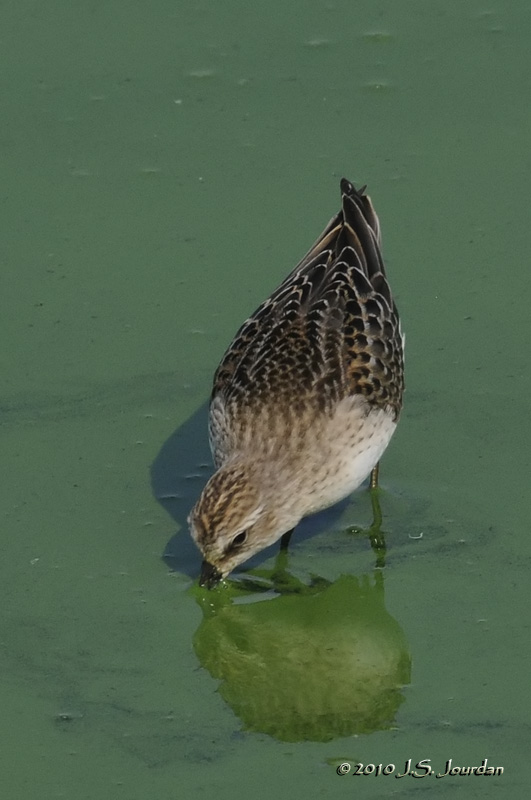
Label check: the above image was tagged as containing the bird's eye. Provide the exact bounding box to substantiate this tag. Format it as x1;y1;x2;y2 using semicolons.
231;531;247;548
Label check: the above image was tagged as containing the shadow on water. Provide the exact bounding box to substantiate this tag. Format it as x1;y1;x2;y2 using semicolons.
151;402;351;581
150;402;212;579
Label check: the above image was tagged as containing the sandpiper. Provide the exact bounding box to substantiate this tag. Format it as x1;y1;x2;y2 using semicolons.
189;178;404;587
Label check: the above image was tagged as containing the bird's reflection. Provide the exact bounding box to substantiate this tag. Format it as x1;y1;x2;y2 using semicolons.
192;544;411;742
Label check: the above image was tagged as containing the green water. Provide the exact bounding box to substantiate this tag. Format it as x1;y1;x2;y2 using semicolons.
2;0;530;797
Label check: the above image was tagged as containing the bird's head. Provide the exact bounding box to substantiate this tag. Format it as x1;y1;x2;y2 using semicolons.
188;461;293;588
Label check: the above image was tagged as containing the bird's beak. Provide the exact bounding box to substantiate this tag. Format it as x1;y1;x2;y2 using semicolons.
199;560;223;589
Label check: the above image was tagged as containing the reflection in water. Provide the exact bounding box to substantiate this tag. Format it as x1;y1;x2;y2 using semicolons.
193;557;411;742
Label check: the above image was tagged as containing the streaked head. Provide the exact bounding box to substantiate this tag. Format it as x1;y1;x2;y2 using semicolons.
188;462;291;587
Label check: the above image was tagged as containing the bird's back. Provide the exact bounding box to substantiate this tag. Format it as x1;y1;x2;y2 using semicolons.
210;179;404;466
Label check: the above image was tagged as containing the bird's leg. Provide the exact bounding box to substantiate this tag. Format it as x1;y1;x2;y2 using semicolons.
280;528;294;551
347;466;387;568
369;462;386;566
368;484;386;568
269;530;310;594
241;529;296;592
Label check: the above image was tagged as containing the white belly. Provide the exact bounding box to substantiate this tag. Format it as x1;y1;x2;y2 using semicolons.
302;402;397;515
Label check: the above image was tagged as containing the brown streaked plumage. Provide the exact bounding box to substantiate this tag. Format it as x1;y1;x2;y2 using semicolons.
188;178;404;587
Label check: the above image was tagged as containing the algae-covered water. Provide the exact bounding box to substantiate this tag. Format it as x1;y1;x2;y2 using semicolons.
2;1;530;798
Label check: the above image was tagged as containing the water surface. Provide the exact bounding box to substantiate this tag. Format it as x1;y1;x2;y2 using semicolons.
2;1;530;797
